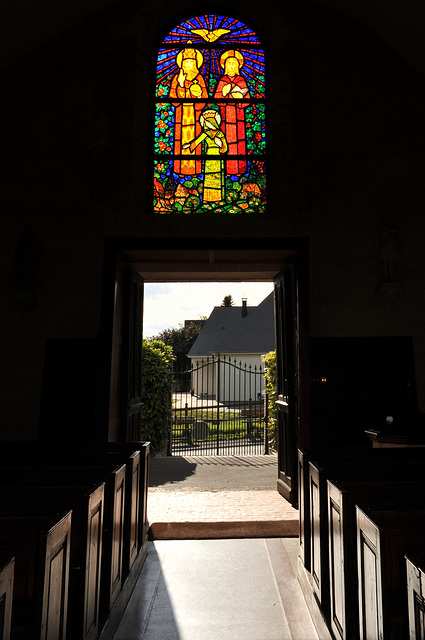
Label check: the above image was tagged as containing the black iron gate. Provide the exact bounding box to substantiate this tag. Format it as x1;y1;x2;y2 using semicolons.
169;355;269;456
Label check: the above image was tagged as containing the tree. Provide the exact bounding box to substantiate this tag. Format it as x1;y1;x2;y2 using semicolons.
149;321;203;372
221;294;234;307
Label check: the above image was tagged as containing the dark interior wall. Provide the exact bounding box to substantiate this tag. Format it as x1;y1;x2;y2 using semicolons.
292;5;425;334
310;337;418;446
0;5;131;438
1;0;425;439
0;223;105;439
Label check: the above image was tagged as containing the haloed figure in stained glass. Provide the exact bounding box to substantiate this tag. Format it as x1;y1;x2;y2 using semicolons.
183;108;228;202
169;44;208;175
214;50;250;175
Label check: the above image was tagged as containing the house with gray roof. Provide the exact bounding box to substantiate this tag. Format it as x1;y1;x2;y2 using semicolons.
187;293;275;402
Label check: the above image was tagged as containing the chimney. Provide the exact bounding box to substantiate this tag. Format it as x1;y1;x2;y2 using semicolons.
241;298;248;318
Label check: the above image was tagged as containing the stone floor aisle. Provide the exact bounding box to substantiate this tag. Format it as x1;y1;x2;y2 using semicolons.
112;538;319;640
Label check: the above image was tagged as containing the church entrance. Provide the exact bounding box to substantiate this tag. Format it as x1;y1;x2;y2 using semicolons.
98;238;310;506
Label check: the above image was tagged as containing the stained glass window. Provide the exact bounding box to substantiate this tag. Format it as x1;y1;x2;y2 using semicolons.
154;15;266;214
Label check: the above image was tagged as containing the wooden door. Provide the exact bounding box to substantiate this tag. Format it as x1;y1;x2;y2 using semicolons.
274;266;299;505
107;255;143;442
122;269;144;442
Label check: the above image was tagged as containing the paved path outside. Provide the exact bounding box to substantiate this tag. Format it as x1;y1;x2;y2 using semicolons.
149;454;279;490
148;454;299;539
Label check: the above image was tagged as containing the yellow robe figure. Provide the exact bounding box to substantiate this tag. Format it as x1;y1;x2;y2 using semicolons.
169;45;208;176
184;109;228;202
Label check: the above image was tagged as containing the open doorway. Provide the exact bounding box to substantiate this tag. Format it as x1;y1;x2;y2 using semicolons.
98;238;310;505
143;282;274;457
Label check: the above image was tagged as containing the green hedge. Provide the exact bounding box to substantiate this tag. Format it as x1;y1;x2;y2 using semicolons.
263;350;277;449
140;339;175;453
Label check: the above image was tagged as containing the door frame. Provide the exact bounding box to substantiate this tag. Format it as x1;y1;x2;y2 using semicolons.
96;237;310;494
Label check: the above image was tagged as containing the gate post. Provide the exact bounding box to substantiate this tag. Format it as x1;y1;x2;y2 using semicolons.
184;402;191;445
247;397;253;438
216;354;221;455
167;389;172;456
264;392;269;455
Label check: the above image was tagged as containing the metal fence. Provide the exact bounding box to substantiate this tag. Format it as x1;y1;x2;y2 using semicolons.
168;354;269;456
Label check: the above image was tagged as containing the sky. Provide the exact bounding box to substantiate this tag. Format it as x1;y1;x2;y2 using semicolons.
143;281;273;339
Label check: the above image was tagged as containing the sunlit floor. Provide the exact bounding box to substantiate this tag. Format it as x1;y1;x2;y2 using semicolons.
113;538;318;640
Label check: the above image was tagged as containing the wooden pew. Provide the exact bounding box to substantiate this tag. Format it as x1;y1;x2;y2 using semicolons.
0;511;72;639
327;478;425;640
298;446;368;570
356;506;425;640
0;460;126;630
0;442;150;639
298;446;425;571
1;450;137;582
405;554;425;639
307;455;425;623
52;441;150;561
0;556;14;640
0;442;150;574
37;447;146;577
56;441;150;556
99;442;150;556
0;483;104;640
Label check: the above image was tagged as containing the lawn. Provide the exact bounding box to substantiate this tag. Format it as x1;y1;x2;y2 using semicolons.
172;408;264;442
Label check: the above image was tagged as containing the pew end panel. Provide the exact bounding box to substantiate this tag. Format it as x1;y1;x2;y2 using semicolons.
37;510;72;640
356;506;425;640
356;506;384;640
0;556;14;640
0;511;72;640
327;478;425;640
309;461;330;620
122;451;140;578
406;555;425;640
100;463;126;628
298;449;311;571
81;483;105;640
327;480;350;640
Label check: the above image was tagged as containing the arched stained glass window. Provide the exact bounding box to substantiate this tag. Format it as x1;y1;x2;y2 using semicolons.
154;15;266;214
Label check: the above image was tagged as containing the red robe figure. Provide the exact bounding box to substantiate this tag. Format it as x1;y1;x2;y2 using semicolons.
214;50;250;175
169;44;208;175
